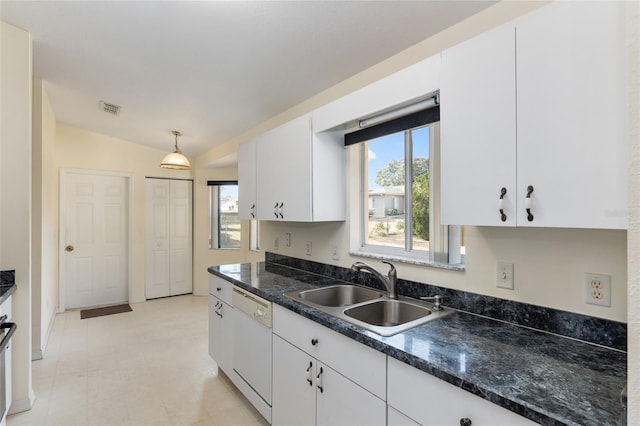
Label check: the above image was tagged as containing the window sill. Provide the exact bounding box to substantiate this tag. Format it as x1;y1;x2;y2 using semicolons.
349;250;465;272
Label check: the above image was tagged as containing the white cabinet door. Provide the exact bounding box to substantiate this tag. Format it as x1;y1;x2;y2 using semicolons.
440;22;517;226
208;295;233;375
515;1;627;229
272;335;316;426
388;357;536;425
257;114;313;221
315;362;386;426
238;138;258;220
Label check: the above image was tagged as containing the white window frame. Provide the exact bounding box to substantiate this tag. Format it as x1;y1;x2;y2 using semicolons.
352;121;463;268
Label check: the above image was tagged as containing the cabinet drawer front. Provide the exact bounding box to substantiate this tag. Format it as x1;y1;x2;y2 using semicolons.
387;357;536;425
273;304;386;400
209;275;233;305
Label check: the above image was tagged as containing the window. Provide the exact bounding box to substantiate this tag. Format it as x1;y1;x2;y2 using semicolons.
348;101;463;265
209;181;240;249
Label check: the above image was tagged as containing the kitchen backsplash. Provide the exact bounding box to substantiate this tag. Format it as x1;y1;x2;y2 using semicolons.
266;252;627;351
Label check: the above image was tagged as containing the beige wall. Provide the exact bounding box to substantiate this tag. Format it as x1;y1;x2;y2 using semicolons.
1;21;35;413
32;79;57;360
54;124;193;304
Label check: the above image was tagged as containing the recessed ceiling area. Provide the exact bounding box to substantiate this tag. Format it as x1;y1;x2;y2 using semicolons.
1;1;496;157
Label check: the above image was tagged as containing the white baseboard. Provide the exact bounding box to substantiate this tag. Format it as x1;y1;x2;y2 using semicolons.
32;308;57;360
9;388;35;415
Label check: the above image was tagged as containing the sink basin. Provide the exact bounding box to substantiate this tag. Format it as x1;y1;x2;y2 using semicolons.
342;299;452;336
285;285;451;336
344;299;432;326
293;285;384;307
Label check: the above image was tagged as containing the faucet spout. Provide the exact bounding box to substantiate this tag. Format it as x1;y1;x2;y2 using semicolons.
351;261;397;299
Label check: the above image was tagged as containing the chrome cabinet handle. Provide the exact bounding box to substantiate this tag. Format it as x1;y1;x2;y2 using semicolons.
274;202;279;218
316;366;324;393
525;185;534;222
278;202;284;219
306;361;313;386
498;187;507;222
250;204;255;218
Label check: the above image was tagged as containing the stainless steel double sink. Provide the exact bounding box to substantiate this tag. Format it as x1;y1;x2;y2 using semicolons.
284;284;452;336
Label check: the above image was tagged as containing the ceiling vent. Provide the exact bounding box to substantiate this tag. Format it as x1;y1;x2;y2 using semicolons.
99;101;121;116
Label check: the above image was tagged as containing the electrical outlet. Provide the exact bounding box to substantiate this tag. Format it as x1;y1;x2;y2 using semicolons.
331;244;339;261
285;232;291;247
496;262;514;289
585;273;611;307
305;241;312;256
274;236;279;250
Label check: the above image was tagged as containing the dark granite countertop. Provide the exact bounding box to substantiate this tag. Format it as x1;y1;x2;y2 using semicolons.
0;270;17;306
208;262;627;426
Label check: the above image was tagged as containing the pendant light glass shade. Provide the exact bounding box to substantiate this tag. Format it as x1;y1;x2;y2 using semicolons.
160;130;191;170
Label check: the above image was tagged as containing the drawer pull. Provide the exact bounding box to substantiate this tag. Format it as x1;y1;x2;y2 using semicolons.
316;367;324;393
460;418;472;426
311;338;318;346
306;361;313;386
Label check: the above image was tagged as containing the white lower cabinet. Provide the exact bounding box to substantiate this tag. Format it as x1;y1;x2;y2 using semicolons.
387;406;419;426
387;357;536;425
208;277;233;375
272;305;386;425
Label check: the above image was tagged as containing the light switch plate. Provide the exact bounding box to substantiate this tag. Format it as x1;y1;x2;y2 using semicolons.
497;262;514;289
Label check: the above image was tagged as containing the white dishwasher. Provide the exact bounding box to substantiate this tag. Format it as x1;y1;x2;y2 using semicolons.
232;286;273;422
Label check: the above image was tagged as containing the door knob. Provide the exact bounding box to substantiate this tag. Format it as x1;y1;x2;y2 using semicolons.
65;245;74;252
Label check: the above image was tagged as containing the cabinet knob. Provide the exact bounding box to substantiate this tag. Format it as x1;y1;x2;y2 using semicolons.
460;418;472;426
311;338;318;346
525;185;534;222
216;287;222;292
498;187;507;222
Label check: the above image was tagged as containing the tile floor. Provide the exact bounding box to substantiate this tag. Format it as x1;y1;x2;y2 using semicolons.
8;295;269;426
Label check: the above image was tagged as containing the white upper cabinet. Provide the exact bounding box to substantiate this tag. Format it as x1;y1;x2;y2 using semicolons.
237;138;258;220
440;22;517;226
515;1;627;229
254;113;345;222
441;1;627;229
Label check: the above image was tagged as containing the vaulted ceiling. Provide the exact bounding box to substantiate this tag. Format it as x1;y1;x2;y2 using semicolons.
1;1;495;157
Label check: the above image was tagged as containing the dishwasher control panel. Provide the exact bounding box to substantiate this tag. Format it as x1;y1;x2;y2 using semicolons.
232;287;273;328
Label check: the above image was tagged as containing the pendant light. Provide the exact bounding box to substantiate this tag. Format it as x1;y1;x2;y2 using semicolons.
160;130;191;170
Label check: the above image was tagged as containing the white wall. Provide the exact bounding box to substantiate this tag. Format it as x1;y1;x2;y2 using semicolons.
32;79;57;360
1;21;35;413
53;123;193;304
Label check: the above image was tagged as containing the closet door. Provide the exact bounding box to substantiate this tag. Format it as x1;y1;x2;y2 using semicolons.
145;178;192;299
169;180;192;296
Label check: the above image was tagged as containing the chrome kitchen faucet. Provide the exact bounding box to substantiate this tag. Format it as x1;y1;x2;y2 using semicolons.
351;261;397;299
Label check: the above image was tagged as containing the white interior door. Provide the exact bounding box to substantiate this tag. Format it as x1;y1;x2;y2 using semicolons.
145;178;192;299
62;171;129;310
